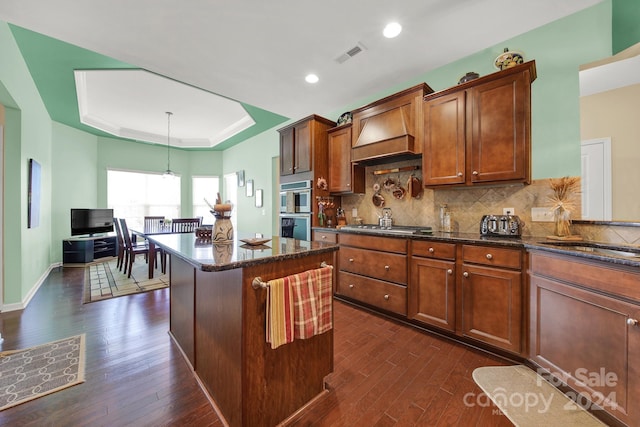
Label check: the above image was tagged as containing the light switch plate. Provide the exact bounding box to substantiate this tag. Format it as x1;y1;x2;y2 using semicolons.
531;207;554;222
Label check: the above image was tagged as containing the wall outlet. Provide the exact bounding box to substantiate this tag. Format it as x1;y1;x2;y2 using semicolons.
503;207;515;215
531;207;554;222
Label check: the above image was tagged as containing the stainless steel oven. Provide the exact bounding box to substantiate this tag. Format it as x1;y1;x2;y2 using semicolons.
279;180;312;213
279;213;312;241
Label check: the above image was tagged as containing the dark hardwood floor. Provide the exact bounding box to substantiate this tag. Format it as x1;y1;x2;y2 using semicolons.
0;265;513;426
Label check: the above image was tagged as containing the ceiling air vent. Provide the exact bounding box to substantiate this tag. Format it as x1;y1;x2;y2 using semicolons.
335;42;367;64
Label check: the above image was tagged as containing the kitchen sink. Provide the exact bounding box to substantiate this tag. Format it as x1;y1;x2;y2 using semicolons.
340;224;432;235
537;241;640;258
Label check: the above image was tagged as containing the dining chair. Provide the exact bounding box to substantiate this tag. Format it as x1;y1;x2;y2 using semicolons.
119;218;155;278
171;218;202;233
144;216;165;234
113;218;126;271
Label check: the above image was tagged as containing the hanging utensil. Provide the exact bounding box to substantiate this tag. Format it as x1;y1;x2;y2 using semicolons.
411;175;423;199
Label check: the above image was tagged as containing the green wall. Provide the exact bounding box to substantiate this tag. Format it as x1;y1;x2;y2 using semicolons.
612;0;640;53
0;22;54;306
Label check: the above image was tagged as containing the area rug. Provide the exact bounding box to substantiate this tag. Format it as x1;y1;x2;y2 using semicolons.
84;256;169;303
472;365;606;426
0;334;85;411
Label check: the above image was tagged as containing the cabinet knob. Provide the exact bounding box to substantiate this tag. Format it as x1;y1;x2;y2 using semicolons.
384;294;390;300
429;247;435;253
384;265;390;271
628;318;639;326
472;170;479;176
347;183;350;187
486;253;493;260
321;235;326;239
447;269;453;275
349;258;354;262
288;167;293;171
349;284;354;289
463;272;469;278
457;172;463;177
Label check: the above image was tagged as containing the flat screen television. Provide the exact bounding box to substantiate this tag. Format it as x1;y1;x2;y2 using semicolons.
71;208;114;236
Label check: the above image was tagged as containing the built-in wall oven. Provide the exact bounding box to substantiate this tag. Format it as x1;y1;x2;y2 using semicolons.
279;213;312;241
279;180;312;213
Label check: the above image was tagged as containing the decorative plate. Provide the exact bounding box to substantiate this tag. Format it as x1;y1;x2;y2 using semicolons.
337;111;352;126
240;238;272;246
494;48;524;70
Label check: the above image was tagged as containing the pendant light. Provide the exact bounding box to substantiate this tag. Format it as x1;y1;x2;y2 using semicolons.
163;111;175;177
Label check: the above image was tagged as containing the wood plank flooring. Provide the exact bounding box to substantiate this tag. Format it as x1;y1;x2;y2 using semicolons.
0;265;513;426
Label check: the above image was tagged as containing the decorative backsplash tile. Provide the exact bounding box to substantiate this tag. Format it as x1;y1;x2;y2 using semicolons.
338;158;638;245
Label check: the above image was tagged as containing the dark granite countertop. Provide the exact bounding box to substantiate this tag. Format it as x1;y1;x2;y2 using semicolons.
330;227;640;268
146;233;338;272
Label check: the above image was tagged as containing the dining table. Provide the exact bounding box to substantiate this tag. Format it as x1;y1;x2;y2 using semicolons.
130;225;180;279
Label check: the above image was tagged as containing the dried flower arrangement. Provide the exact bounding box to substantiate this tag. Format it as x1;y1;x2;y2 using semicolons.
548;176;580;238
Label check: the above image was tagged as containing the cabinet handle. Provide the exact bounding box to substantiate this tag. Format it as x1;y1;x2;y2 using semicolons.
349;258;354;262
628;318;639;326
429;247;435;253
384;265;390;271
384;294;389;300
457;172;463;177
463;272;469;278
349;284;354;289
472;170;479;176
447;269;453;275
486;253;493;260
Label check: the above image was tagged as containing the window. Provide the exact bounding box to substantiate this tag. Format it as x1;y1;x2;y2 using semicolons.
107;169;181;230
193;176;220;224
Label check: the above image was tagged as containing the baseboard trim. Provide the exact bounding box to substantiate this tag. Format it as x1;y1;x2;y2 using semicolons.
1;263;62;312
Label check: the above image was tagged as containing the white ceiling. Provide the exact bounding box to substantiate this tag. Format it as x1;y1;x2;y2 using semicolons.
0;0;604;147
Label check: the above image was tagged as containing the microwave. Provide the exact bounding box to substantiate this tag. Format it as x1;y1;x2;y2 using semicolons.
279;180;312;213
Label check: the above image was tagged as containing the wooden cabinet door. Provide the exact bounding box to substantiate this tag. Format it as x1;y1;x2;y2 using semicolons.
294;121;311;174
468;71;530;183
530;274;640;425
409;257;456;332
279;127;294;176
328;125;352;193
423;91;466;186
459;263;522;353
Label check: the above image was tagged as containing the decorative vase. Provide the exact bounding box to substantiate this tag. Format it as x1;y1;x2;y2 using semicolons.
553;206;572;237
213;217;234;243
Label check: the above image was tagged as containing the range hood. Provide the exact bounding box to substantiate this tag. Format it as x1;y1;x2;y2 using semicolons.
350;82;430;164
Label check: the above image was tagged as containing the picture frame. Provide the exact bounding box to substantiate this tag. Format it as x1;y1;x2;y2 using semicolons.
237;170;245;187
246;179;254;197
255;189;263;208
28;158;41;228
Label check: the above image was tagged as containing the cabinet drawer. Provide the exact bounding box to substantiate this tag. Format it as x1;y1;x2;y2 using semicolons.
462;245;521;269
412;240;456;260
340;233;407;254
339;246;407;285
337;271;407;316
313;230;338;243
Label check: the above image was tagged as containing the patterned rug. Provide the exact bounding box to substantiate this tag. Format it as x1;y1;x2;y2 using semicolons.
84;256;169;303
0;335;85;411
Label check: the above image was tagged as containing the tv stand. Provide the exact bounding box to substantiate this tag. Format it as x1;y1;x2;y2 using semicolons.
62;233;117;264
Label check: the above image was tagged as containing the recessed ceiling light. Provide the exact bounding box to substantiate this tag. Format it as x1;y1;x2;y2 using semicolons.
383;22;402;38
305;74;319;84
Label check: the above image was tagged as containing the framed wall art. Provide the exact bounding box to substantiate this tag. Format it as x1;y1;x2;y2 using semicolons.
255;189;263;208
246;179;254;197
237;170;245;187
28;158;41;228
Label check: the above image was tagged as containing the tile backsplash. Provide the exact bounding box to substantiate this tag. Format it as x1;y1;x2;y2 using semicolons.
338;158;640;245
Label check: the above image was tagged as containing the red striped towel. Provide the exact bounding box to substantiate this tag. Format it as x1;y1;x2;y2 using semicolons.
265;266;333;349
290;266;333;339
266;277;294;349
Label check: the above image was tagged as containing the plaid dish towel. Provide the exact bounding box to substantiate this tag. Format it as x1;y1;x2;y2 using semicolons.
266;277;294;349
290;266;333;339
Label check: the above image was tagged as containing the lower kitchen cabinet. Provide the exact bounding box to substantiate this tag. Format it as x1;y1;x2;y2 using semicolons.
337;233;408;315
409;241;456;331
530;251;640;427
459;244;524;354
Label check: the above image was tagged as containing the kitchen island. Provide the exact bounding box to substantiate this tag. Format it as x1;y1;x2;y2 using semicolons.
146;232;339;427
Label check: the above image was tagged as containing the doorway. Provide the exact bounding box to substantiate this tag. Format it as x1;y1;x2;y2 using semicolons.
581;137;612;220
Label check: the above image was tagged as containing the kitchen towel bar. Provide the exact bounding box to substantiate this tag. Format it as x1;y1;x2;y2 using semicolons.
252;262;333;290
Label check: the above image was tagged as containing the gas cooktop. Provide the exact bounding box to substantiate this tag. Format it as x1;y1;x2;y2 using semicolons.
340;224;432;235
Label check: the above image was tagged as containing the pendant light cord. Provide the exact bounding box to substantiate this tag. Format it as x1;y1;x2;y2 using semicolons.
166;111;173;173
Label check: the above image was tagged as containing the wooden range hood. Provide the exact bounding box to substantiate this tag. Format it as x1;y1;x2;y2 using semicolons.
351;83;432;164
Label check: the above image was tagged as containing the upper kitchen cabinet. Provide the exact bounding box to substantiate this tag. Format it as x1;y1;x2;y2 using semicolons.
351;83;434;163
423;61;536;187
328;124;365;194
278;115;335;182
